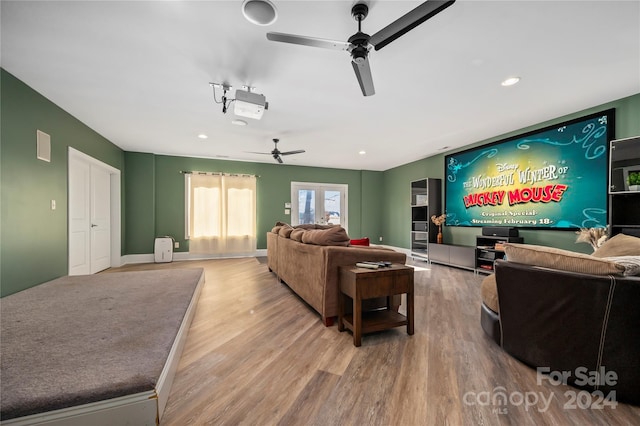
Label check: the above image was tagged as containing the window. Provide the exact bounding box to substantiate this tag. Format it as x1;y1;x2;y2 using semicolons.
185;173;256;254
291;182;348;230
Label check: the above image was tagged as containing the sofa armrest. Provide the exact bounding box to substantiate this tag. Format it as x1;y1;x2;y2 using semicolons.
322;246;407;318
266;232;279;273
324;245;407;267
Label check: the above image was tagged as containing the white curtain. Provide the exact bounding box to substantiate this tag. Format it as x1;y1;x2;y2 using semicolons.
187;173;256;254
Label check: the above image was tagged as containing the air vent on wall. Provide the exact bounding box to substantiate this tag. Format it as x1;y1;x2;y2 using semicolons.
37;130;51;162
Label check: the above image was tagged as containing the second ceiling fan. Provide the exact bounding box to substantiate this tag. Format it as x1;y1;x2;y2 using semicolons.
248;139;305;164
266;1;455;96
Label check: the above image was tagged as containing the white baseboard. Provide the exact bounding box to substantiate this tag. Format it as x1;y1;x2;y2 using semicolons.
120;254;154;264
120;250;267;266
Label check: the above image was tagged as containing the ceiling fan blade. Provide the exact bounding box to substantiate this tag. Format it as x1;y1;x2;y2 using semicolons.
280;150;306;156
246;151;272;155
351;57;375;96
369;0;455;51
275;155;284;164
267;32;350;51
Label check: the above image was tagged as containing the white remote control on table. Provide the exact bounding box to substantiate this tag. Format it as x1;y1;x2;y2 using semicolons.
356;262;379;269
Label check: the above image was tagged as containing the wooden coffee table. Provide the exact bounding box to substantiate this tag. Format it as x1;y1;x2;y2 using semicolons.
338;264;414;347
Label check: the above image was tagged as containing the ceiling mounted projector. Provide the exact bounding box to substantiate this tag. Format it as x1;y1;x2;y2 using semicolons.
234;89;268;120
210;83;269;120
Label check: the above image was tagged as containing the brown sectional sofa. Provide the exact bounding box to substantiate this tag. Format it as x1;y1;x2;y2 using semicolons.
267;224;406;325
480;234;640;405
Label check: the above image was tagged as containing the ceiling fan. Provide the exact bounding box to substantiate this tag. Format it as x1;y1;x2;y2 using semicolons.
266;1;455;96
248;139;305;164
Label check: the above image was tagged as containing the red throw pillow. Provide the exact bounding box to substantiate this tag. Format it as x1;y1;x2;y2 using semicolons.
350;237;370;246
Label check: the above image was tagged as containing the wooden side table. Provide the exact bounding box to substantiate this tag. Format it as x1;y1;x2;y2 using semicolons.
338;264;414;347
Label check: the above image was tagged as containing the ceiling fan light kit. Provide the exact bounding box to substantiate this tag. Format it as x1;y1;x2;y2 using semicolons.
266;0;456;96
241;0;278;26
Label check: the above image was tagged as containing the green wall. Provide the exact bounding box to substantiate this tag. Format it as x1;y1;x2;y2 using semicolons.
382;94;640;253
124;153;384;253
360;170;385;243
3;66;639;297
124;152;155;254
1;69;124;296
382;155;443;248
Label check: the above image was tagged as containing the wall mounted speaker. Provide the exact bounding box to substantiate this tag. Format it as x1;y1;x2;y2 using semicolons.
36;130;51;162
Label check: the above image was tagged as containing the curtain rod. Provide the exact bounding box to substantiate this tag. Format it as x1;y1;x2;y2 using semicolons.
180;170;259;178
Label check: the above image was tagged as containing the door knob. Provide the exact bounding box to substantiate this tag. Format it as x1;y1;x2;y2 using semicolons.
91;224;98;227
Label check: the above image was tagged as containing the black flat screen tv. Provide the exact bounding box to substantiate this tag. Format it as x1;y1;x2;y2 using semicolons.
444;109;615;229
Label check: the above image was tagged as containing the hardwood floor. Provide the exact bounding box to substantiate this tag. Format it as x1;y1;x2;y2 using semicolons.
111;258;640;425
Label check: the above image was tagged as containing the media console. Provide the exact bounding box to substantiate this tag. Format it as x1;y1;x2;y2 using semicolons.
428;243;475;271
476;234;523;274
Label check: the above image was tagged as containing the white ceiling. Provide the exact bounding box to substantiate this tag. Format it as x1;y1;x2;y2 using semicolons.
2;1;639;171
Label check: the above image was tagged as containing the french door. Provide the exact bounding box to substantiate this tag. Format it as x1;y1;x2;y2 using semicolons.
291;182;348;230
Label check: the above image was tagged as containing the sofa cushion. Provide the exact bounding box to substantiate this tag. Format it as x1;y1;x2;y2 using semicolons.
503;243;625;275
290;228;305;242
278;224;294;238
350;237;370;246
480;274;499;313
271;221;289;234
301;226;350;246
294;223;333;230
592;233;640;258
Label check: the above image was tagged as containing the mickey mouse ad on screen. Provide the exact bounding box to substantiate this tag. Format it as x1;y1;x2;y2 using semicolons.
444;110;614;230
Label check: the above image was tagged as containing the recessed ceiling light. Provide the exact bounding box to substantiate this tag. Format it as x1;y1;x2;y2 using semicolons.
359;150;366;155
501;77;521;87
242;0;278;26
197;134;208;139
231;119;248;126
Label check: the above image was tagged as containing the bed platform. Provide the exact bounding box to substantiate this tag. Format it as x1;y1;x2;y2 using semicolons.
0;268;204;425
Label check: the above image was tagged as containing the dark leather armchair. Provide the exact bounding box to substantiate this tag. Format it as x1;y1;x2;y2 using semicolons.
484;260;640;405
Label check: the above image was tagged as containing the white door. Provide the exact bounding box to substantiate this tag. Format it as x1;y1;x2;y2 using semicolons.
90;165;111;273
291;182;348;230
68;156;111;275
68;157;91;275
